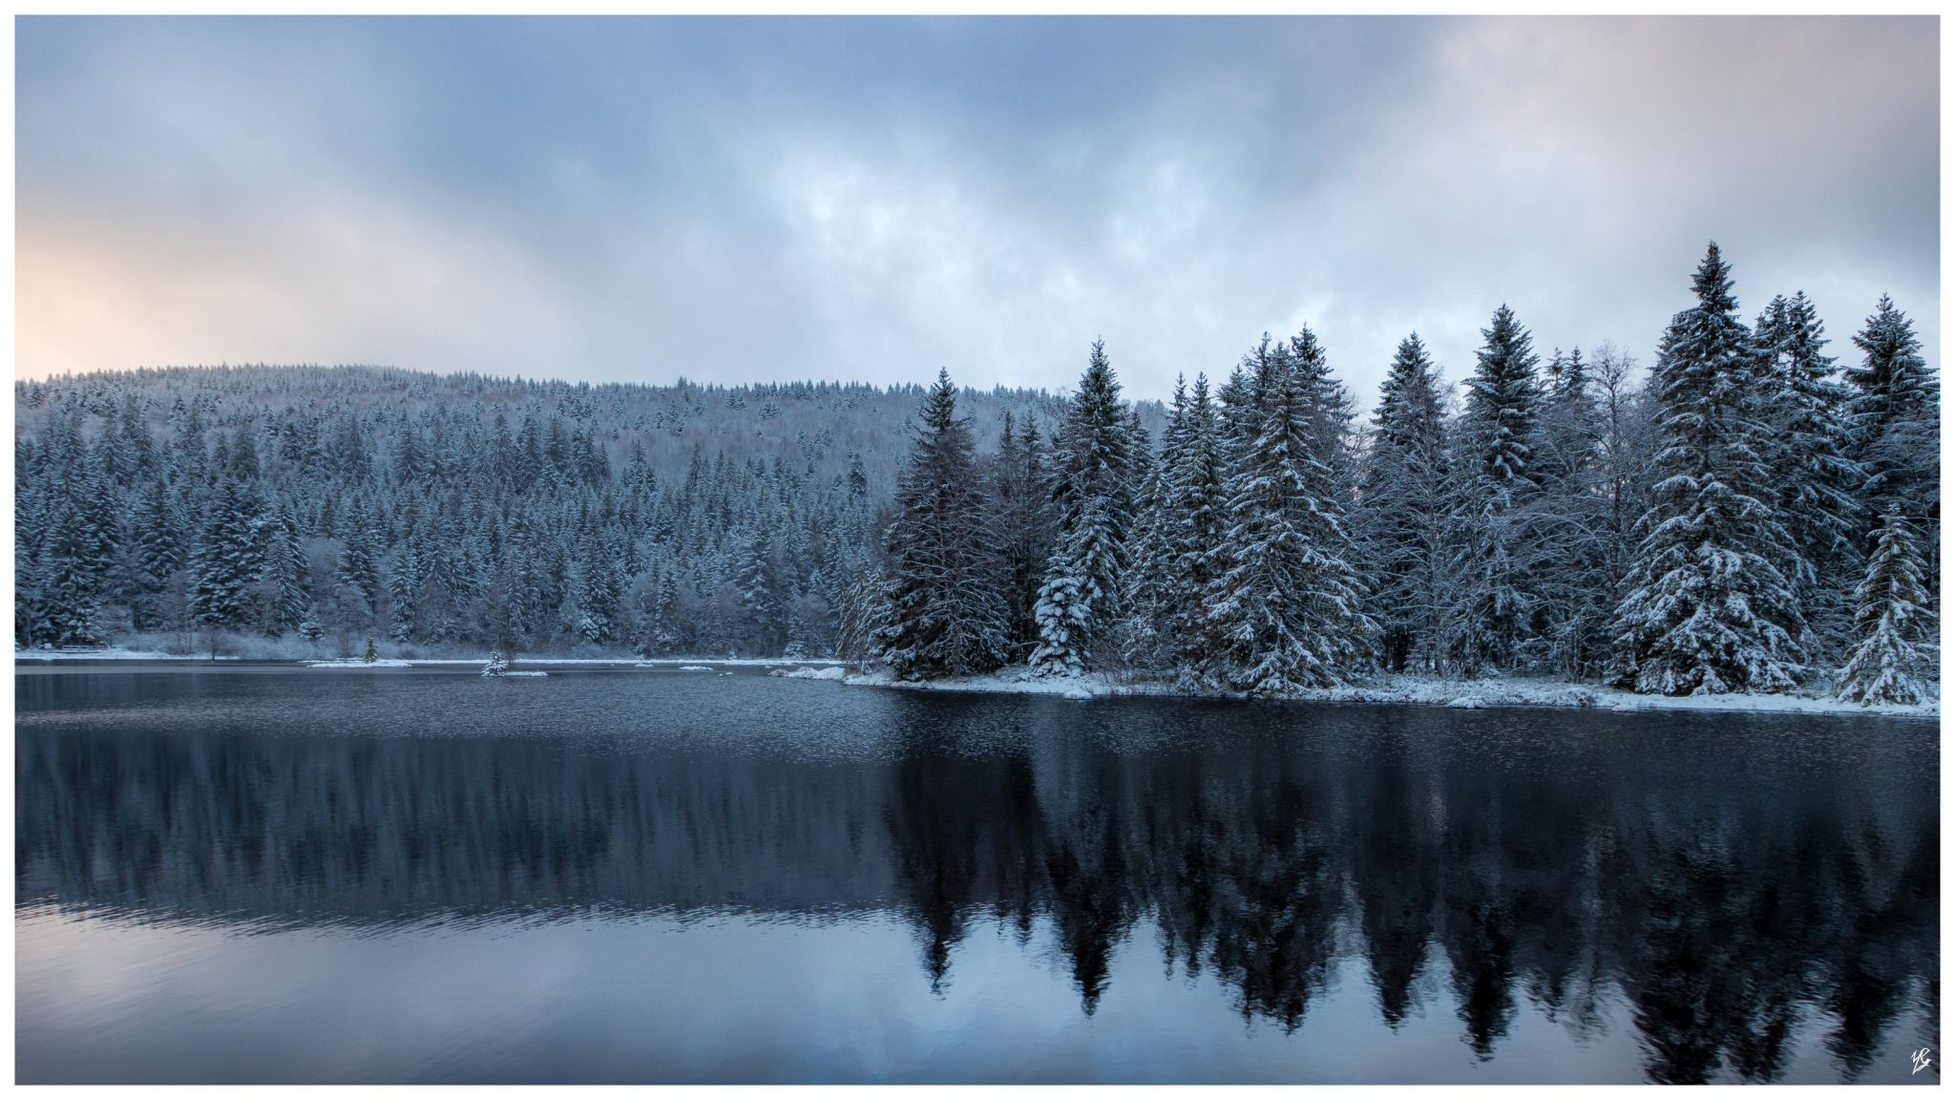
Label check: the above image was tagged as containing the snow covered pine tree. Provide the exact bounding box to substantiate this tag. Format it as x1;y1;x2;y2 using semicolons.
874;369;1009;678
1835;512;1936;705
1611;243;1806;695
1031;341;1138;677
1204;335;1374;694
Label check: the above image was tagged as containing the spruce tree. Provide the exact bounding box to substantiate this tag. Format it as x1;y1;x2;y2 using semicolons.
190;479;259;641
1532;347;1613;679
1448;304;1546;674
387;540;425;643
1835;513;1936;705
261;502;312;635
1846;293;1939;589
992;413;1051;662
733;526;780;653
1287;325;1358;505
1205;340;1374;694
1164;374;1230;681
579;530;624;646
874;369;1008;678
1756;291;1864;656
39;503;105;646
1611;243;1805;695
1119;377;1188;672
1031;341;1136;675
334;500;381;626
132;479;184;630
1357;334;1453;673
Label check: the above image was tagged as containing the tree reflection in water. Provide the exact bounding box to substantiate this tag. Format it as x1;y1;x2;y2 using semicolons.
16;672;1939;1084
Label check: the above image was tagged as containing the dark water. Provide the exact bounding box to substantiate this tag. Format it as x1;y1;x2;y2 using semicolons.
15;666;1940;1084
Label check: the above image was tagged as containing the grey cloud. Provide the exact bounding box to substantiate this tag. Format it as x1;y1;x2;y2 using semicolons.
15;17;1936;410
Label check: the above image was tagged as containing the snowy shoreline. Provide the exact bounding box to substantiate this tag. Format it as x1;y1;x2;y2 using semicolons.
14;647;1932;718
834;666;1938;719
13;648;844;671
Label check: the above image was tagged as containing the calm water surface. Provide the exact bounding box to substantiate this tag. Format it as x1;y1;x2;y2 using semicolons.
15;666;1940;1083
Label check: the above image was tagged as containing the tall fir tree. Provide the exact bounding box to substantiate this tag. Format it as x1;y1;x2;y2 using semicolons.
259;501;313;635
1835;513;1936;705
1204;339;1374;694
1611;243;1806;695
1119;377;1188;672
1031;340;1138;675
1755;291;1864;656
334;498;382;626
131;478;185;631
1845;293;1939;589
1357;334;1453;673
190;478;260;643
992;413;1051;662
1287;325;1359;507
578;529;624;645
874;369;1009;678
1531;347;1613;679
1447;304;1546;674
38;502;106;646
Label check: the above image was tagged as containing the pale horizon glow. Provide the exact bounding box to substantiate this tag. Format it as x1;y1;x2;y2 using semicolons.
15;16;1940;405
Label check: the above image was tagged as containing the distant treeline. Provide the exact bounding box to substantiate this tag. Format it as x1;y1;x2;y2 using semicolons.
15;366;1148;659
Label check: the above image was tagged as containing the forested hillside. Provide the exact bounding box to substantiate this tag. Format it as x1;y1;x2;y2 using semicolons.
15;366;1156;659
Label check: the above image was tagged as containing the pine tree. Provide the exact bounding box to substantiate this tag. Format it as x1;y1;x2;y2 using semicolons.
1119;377;1187;672
1163;374;1229;681
39;503;105;646
1611;243;1805;695
734;526;782;653
1286;325;1358;505
1205;339;1374;694
334;499;382;625
1357;334;1452;673
577;530;623;646
1531;347;1613;679
131;479;184;631
1846;293;1939;589
1756;291;1864;656
189;479;259;642
1835;513;1936;705
387;540;425;643
76;458;124;611
874;369;1008;678
1448;305;1546;674
259;502;312;635
992;413;1051;662
1031;340;1137;675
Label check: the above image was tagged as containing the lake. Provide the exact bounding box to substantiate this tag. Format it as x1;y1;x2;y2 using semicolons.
14;665;1940;1084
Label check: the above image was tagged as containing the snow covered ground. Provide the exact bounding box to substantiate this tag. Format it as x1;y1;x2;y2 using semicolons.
17;649;842;670
21;646;1930;718
15;647;232;662
635;658;837;668
834;667;1937;719
775;665;848;681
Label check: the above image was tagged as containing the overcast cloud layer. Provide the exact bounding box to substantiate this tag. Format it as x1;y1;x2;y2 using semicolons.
15;16;1939;405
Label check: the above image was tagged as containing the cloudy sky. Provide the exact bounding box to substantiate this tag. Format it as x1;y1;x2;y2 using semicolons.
16;16;1939;405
